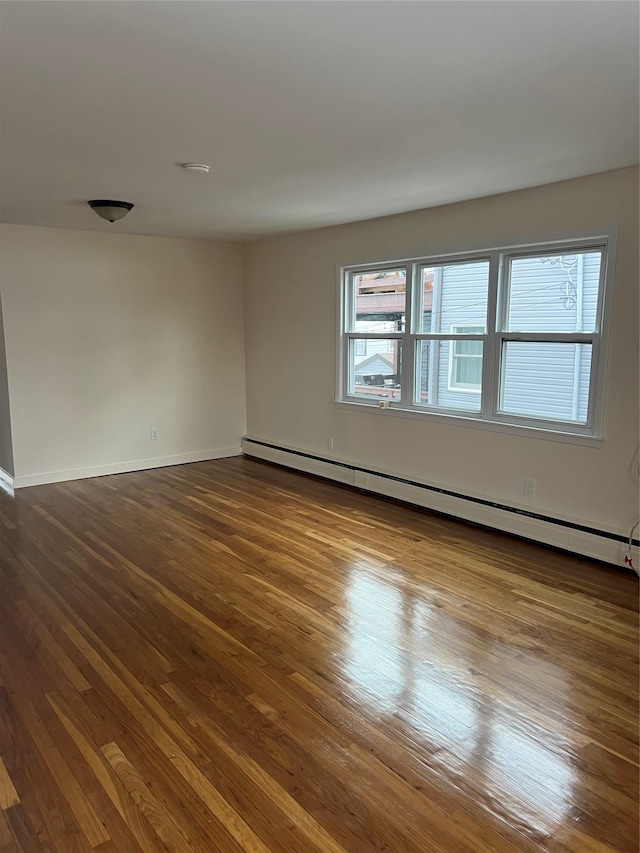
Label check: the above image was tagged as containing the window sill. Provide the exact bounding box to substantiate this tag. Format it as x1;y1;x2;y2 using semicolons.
332;400;604;447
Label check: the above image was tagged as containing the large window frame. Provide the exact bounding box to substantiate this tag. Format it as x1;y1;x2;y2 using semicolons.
337;231;616;441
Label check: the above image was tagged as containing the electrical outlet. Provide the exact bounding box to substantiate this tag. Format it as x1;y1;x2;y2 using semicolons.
328;437;334;450
524;478;535;498
150;427;159;441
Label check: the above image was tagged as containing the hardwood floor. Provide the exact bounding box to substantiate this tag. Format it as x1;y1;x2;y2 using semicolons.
0;456;637;853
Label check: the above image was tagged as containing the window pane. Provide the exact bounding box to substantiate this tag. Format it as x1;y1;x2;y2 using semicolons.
505;251;602;333
454;339;483;357
416;340;482;411
500;342;592;423
454;355;482;386
350;339;401;401
351;269;406;333
417;261;489;333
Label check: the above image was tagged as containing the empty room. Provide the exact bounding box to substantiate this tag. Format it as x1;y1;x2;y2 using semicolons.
0;2;638;852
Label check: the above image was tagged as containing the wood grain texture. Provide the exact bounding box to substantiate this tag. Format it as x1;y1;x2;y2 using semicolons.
0;456;637;852
0;757;20;811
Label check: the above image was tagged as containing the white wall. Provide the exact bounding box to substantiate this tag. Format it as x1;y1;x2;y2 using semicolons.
0;225;246;486
0;293;14;477
243;168;639;541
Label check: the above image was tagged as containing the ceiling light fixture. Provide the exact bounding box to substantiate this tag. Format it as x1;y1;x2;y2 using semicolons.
181;163;210;173
88;199;134;222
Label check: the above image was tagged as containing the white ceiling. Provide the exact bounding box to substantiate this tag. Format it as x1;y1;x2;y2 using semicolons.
1;1;638;241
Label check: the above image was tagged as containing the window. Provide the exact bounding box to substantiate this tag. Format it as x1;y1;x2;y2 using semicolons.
449;325;484;392
338;234;613;438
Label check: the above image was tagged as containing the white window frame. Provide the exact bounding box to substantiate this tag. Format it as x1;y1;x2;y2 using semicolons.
336;230;616;441
447;324;484;393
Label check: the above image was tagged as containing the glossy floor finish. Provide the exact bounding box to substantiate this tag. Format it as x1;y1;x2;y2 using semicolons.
0;458;637;853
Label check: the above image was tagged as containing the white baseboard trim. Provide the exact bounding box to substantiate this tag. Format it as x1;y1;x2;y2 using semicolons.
0;466;14;495
13;447;242;489
242;437;637;569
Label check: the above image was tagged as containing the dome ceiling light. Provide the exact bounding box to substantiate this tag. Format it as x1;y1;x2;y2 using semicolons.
181;163;210;173
88;199;134;222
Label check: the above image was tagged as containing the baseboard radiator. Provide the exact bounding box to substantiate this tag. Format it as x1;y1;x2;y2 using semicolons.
242;437;637;569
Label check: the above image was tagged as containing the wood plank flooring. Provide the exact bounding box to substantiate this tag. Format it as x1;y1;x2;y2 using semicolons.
0;456;637;852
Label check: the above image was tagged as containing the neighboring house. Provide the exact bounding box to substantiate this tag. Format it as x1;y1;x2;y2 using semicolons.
354;352;395;378
353;270;432;400
353;352;400;400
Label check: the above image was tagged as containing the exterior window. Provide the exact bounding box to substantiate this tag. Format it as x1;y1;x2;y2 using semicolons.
497;250;602;426
449;325;484;392
346;269;405;402
339;236;613;438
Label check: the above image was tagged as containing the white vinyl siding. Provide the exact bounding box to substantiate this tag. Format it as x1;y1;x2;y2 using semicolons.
505;252;600;333
500;342;592;423
354;336;396;366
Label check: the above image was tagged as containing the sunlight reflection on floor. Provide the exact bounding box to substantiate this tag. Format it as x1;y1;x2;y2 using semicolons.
344;564;575;835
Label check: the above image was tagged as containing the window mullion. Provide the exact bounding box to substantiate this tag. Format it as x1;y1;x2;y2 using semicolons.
500;332;594;343
585;335;600;431
482;252;501;419
400;264;416;406
340;272;352;399
347;332;404;340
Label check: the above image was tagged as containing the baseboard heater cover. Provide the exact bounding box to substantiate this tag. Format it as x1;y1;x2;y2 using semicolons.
242;437;637;568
